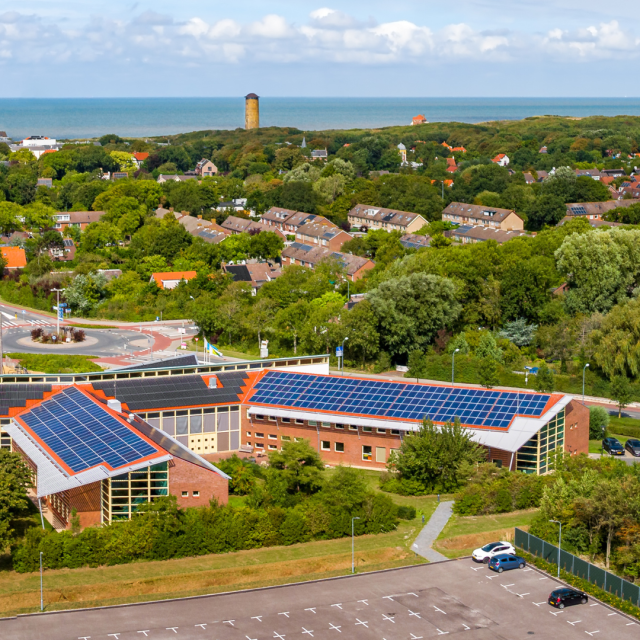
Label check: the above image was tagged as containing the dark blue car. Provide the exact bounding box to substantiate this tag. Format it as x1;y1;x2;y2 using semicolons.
488;553;526;573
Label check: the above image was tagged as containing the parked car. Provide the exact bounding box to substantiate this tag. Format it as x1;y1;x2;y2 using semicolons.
625;438;640;457
603;437;625;456
488;553;526;573
548;588;588;608
472;541;516;563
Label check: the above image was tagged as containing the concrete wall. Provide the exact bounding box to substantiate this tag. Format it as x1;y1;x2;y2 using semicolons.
169;456;229;507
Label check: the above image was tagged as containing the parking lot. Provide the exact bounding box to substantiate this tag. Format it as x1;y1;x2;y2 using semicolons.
2;558;639;640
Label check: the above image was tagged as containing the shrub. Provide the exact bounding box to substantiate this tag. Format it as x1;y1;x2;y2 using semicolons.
31;328;43;340
72;329;86;343
589;406;610;439
397;505;417;520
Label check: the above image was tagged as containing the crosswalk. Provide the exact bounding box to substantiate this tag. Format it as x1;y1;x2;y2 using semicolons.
0;319;56;328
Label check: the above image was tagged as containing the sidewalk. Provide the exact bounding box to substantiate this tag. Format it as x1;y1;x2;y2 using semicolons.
411;500;454;562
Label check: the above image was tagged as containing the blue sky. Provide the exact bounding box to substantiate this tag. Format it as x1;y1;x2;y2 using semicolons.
1;2;639;97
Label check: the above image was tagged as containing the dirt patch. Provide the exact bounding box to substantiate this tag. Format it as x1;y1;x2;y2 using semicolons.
436;526;529;551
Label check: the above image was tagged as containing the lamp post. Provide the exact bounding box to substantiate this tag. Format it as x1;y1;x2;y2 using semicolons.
40;551;43;611
524;366;532;387
451;348;460;384
351;516;360;574
549;519;562;578
342;337;349;376
582;363;589;403
51;288;64;337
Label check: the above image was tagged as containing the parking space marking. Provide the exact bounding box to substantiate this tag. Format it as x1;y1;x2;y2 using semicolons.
137;631;150;636
108;635;120;639
252;616;263;621
195;624;207;629
502;584;515;588
517;592;530;598
246;636;257;640
166;628;178;634
305;608;316;614
462;624;470;630
436;629;449;635
329;623;341;632
301;627;314;636
355;618;369;627
331;603;343;609
568;620;582;626
627;622;638;626
590;604;599;607
223;620;235;626
407;592;419;597
533;601;547;606
357;599;369;605
382;614;395;623
383;595;395;600
608;613;618;616
78;637;91;639
522;568;533;572
550;610;564;616
273;632;286;640
470;567;483;572
585;631;600;636
278;612;290;618
408;610;421;618
539;577;549;580
410;634;423;639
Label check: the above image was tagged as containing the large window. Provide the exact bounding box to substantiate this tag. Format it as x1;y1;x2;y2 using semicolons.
516;409;565;475
101;462;168;523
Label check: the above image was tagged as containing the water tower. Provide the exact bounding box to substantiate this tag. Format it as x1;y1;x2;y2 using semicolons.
245;93;259;130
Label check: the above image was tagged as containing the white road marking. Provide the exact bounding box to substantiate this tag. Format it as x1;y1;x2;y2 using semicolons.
410;634;423;640
627;622;638;626
382;614;395;623
533;602;547;606
331;604;343;609
279;612;290;618
166;629;178;634
357;599;369;605
137;632;151;637
585;632;600;636
305;608;316;614
195;624;207;629
408;610;421;618
568;620;582;626
550;611;564;616
501;584;515;588
78;637;91;639
434;606;446;614
273;633;286;640
301;628;314;636
608;613;617;616
522;568;533;572
462;624;470;630
486;576;500;580
436;630;449;635
383;596;395;600
329;623;342;633
355;619;369;627
246;636;257;640
589;604;599;607
539;577;548;580
470;567;483;572
407;592;419;597
252;616;263;622
224;620;235;626
108;635;120;639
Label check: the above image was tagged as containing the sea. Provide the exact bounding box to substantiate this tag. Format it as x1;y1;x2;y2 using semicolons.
1;97;640;140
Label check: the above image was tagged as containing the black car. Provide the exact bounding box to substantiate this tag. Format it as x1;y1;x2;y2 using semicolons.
487;553;526;573
603;437;625;456
625;438;640;457
548;588;588;608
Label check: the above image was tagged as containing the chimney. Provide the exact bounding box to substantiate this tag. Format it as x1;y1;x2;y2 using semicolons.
208;375;218;389
107;398;122;413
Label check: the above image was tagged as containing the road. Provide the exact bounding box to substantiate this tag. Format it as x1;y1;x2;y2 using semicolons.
1;559;638;640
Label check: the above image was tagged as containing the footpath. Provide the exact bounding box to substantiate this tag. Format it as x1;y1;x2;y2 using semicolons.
411;500;454;562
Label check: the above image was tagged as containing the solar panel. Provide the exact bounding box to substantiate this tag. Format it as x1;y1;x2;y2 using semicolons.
20;387;160;474
249;371;551;429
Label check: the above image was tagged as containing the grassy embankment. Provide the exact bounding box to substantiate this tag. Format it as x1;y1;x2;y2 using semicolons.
6;353;103;374
0;470;440;617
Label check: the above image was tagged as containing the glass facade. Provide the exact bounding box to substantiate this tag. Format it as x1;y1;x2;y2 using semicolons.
1;419;11;450
101;462;169;523
516;409;565;475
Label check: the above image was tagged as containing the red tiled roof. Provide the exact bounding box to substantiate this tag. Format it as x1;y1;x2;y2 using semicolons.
133;152;149;161
150;271;197;288
1;246;27;269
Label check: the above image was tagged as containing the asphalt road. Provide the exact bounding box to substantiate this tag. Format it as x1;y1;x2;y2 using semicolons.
1;559;638;640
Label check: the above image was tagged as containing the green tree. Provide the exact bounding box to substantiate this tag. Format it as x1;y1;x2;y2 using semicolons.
0;202;23;235
341;300;380;367
589;406;610;440
245;297;278;348
475;332;502;362
478;358;499;389
524;194;567;231
534;362;555;393
274;299;310;355
388;418;484;493
610;374;632;418
368;273;461;358
499;318;537;347
267;440;324;497
0;449;33;551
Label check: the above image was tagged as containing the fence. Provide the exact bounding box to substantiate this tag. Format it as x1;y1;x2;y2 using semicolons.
515;528;640;607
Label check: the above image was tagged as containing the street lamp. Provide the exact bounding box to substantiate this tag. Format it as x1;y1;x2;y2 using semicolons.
451;348;460;384
51;288;64;337
582;363;589;403
40;551;44;611
342;337;349;376
351;516;360;574
549;519;562;578
524;366;532;387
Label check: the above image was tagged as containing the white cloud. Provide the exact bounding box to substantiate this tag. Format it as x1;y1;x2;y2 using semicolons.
542;20;640;58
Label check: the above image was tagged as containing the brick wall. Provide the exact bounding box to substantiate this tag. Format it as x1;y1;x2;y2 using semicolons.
484;446;515;470
242;410;403;469
565;399;590;456
169;456;229;508
68;481;102;529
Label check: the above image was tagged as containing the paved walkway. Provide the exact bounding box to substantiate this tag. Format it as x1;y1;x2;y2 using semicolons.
411;500;454;562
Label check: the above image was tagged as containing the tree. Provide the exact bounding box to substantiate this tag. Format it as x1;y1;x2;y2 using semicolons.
388;418;484;493
500;256;556;322
23;202;55;231
0;449;33;551
267;439;324;497
341;300;380;367
610;374;632;418
524;194;567;230
534;362;555;393
475;332;502;362
274;300;310;355
0;202;23;235
64;272;108;314
479;358;499;389
245;297;278;348
499;318;538;347
589;406;610;440
367;273;461;358
249;231;284;260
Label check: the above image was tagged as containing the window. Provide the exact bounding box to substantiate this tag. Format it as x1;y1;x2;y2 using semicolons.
376;447;386;463
348;425;358;431
309;421;318;427
281;418;291;423
281;435;291;441
268;434;277;440
193;491;200;497
377;428;386;434
362;445;373;461
362;426;372;433
335;442;344;452
321;440;330;451
181;491;188;497
335;424;344;429
246;431;252;437
268;444;277;450
295;419;304;425
295;437;304;442
391;430;400;435
321;422;331;428
255;432;264;438
268;416;277;422
246;442;251;446
255;414;265;420
255;443;264;449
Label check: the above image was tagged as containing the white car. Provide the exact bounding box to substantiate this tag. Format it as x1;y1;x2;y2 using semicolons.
472;541;516;563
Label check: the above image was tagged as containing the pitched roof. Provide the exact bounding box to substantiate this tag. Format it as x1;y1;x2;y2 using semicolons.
150;271;197;288
1;246;27;268
565;200;640;216
399;233;431;250
443;202;522;224
348;204;426;228
452;225;527;244
282;243;373;276
133;152;149;161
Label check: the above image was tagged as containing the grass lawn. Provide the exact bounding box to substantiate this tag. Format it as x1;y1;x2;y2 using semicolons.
6;353;103;374
0;521;425;617
433;509;539;559
608;415;640;430
589;433;629;453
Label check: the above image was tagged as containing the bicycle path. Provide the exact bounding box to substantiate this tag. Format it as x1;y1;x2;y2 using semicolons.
411;500;454;562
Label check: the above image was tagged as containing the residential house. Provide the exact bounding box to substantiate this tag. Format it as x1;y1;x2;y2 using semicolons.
558;216;624;229
112;172;128;180
195;159;218;177
216;198;249;213
221;216;286;239
157;174;197;184
310;149;328;160
0;131;10;143
132;152;149;168
399;234;431;250
281;244;374;281
222;262;282;295
412;115;427;125
54;211;107;232
0;246;27;269
575;169;601;180
492;154;510;166
150;271;197;290
295;221;352;251
280;211;321;234
523;172;535;184
11;136;63;159
446;158;457;173
156;207;233;244
536;170;549;182
539;146;548;154
50;238;76;262
564;200;640;220
442;203;524;231
37;178;53;188
600;176;615;186
450;225;527;245
348;204;427;233
261;207;297;231
441;142;467;153
601;168;626;178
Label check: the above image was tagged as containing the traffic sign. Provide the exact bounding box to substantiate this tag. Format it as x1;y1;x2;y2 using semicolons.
336;347;343;357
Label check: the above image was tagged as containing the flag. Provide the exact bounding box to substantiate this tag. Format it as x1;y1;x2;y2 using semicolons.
204;337;223;357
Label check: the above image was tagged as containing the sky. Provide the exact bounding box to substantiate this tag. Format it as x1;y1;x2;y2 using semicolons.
1;1;640;97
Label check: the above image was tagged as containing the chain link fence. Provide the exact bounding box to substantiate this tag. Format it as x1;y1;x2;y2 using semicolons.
515;528;640;607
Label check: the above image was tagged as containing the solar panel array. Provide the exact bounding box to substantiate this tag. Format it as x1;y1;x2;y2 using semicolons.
249;371;552;429
115;354;198;372
0;384;52;417
92;372;249;410
570;206;587;215
20;387;160;473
